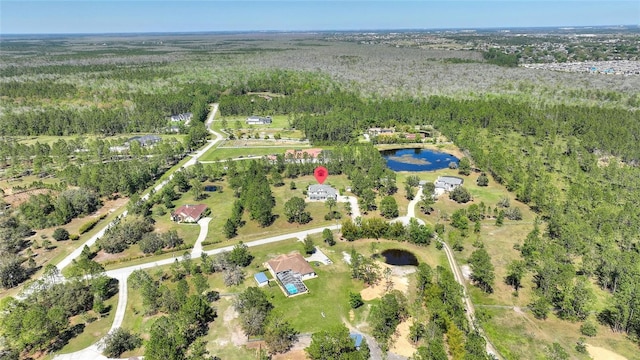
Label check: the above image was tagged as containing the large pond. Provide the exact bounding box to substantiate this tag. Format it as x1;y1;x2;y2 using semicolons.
380;148;459;172
380;249;419;266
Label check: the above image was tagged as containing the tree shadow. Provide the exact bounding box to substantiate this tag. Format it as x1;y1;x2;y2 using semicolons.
48;323;85;352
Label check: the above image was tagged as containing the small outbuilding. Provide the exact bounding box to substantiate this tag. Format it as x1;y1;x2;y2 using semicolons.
254;272;269;287
350;333;364;349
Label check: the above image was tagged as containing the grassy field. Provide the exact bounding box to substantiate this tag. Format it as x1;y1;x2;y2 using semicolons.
199;146;289;161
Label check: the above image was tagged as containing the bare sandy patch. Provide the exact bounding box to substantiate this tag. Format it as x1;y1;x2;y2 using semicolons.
3;188;52;206
272;349;308;360
586;344;628;360
360;262;413;301
389;320;416;358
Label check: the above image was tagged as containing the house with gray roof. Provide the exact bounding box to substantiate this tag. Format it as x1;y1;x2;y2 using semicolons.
126;135;162;147
434;176;464;192
307;184;338;201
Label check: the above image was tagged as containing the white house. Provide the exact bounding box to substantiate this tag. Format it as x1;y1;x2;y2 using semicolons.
308;184;338;201
170;112;193;122
434;176;464;193
246;115;272;125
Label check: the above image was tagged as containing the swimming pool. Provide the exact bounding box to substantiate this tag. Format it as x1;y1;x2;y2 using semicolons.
285;283;298;295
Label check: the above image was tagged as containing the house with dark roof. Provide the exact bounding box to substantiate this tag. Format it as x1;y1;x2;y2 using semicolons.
171;204;208;223
308;184;338;201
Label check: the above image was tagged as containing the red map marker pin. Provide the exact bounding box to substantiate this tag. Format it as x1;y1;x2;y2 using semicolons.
314;166;328;184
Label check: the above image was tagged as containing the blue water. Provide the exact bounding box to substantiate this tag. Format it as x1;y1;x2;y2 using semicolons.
285;283;298;295
381;148;459;172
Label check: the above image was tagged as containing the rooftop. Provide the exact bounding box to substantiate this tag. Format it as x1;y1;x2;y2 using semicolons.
308;184;337;194
268;252;314;275
254;272;268;283
173;204;208;220
285;148;323;159
436;176;464;185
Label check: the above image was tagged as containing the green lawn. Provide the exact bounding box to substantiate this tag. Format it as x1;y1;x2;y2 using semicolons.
199;147;283;161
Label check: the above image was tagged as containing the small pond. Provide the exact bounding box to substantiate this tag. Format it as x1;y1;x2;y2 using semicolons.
380;148;459;172
204;185;217;192
380;249;418;266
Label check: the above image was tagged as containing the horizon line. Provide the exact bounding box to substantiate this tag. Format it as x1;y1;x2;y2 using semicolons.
1;24;637;37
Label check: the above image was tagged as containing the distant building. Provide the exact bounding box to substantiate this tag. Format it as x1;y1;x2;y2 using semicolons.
246;115;272;125
368;127;395;136
434;176;464;192
284;148;325;163
170;112;193;122
308;184;338;201
171;204;208;223
126;135;162;147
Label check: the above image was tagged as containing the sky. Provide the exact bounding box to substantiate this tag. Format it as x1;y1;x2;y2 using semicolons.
1;1;639;34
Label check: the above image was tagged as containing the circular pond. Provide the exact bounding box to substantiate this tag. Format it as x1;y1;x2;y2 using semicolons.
380;148;459;172
380;249;418;266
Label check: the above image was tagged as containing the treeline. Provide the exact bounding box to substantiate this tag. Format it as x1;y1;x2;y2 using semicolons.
1;69;334;137
482;48;520;67
18;188;101;229
0;87;215;136
0;63;173;78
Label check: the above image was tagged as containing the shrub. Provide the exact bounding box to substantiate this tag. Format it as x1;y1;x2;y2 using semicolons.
79;218;99;234
504;207;523;220
70;233;80;241
580;321;597;337
52;228;70;241
449;187;471;203
349;292;364;309
102;328;142;358
477;173;489;186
